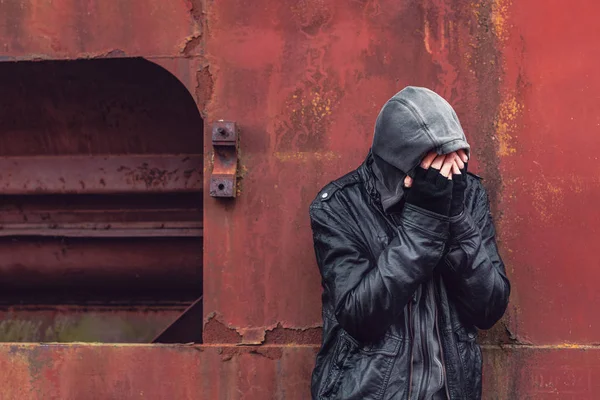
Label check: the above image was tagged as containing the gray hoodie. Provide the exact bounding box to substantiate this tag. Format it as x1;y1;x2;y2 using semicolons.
371;86;470;212
371;87;470;400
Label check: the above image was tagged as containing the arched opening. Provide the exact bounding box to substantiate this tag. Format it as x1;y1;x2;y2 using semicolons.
0;58;203;343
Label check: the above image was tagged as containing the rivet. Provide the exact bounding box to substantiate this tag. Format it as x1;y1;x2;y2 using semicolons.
321;192;328;199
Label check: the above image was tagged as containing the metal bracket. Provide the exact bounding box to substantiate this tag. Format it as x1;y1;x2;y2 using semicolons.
210;121;238;198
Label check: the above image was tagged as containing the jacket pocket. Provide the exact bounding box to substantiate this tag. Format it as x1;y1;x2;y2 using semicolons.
320;333;354;398
454;328;482;400
321;332;404;400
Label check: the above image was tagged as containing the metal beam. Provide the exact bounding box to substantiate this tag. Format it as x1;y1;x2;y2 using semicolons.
0;155;202;194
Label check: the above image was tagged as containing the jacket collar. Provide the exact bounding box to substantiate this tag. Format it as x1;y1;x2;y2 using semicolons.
357;150;381;206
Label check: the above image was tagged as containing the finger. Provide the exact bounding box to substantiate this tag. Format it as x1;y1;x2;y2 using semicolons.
440;157;454;178
420;152;438;169
455;154;465;169
404;175;413;188
452;162;461;175
430;154;446;170
457;149;468;163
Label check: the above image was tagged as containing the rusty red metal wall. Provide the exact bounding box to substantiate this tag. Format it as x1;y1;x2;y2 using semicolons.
0;0;599;398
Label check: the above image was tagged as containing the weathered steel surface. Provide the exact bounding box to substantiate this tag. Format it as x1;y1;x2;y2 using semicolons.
0;305;187;343
0;155;201;194
0;344;596;399
0;237;202;300
493;0;600;347
0;0;597;398
0;344;317;400
0;193;202;237
0;1;201;60
482;346;600;399
0;155;202;194
201;0;600;397
203;0;503;337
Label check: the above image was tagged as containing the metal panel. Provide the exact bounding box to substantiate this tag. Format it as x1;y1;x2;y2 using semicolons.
0;345;596;399
493;0;600;346
0;1;201;60
201;0;600;397
202;0;503;338
0;344;318;400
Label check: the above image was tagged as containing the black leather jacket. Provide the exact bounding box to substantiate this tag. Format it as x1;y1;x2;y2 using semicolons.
309;157;510;400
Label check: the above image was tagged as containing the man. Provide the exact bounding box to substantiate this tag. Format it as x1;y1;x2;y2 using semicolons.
309;87;510;399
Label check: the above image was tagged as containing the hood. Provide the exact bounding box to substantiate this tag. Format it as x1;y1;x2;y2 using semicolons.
371;86;470;212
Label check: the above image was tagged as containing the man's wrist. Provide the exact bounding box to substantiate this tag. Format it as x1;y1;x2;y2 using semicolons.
448;211;475;242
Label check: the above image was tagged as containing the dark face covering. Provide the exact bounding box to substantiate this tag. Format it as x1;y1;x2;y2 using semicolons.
371;86;470;212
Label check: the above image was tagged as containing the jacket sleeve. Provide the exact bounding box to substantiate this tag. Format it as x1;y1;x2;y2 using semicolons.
310;198;449;343
443;183;511;330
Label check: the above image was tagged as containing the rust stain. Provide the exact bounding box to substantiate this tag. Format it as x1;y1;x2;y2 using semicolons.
491;0;512;42
217;345;287;361
195;65;214;115
204;313;322;345
274;54;342;153
289;0;333;37
530;178;563;224
181;35;202;57
263;324;322;345
236;157;247;198
119;164;180;189
238;327;266;345
284;87;339;150
423;18;433;55
189;0;204;25
93;49;127;59
203;313;243;344
273;151;340;163
495;93;522;157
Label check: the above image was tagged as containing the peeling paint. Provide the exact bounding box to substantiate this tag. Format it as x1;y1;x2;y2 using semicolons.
263;324;322;345
189;0;204;25
181;35;202;57
195;65;214;115
203;313;243;344
204;314;322;345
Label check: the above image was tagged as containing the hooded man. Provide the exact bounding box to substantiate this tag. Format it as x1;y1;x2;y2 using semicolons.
309;87;510;400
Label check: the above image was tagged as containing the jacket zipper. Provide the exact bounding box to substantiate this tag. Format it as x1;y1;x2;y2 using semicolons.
418;293;430;399
433;280;451;400
370;199;419;400
407;299;414;400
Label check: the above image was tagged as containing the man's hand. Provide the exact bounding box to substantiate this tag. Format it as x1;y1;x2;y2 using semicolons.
403;151;456;188
449;149;469;216
404;151;455;216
